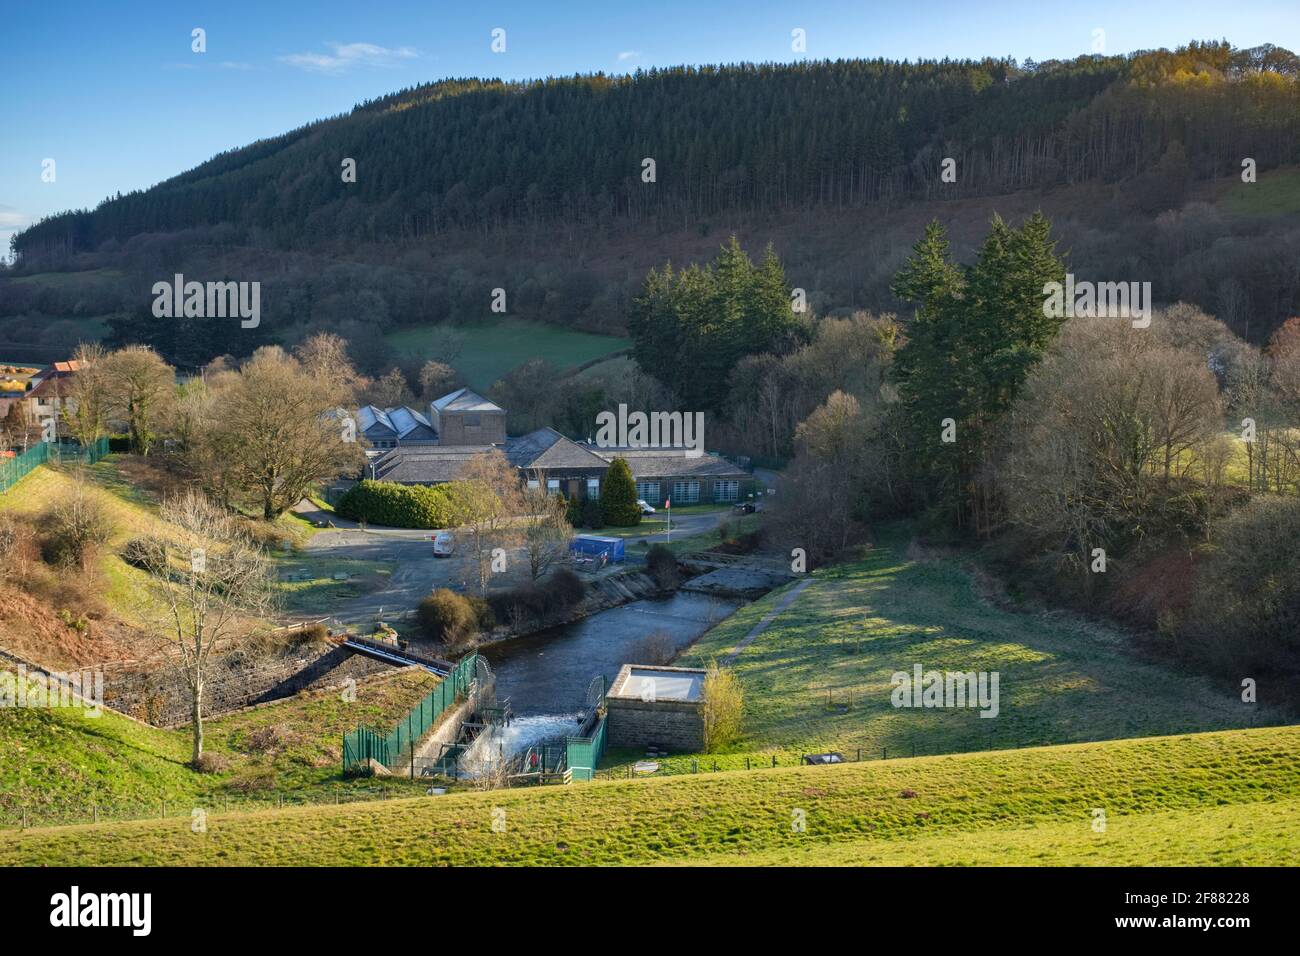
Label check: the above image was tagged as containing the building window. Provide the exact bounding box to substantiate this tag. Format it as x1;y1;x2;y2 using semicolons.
672;480;700;504
636;481;659;503
527;478;540;490
714;480;740;502
464;414;481;427
547;478;561;494
587;478;600;499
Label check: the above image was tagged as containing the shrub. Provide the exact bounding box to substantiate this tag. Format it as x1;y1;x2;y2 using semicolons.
702;660;744;752
416;588;478;643
580;498;604;529
119;536;154;568
336;479;457;529
193;752;230;774
645;544;680;589
600;458;641;526
1185;497;1300;678
548;567;586;607
466;595;496;631
564;495;582;526
41;485;115;568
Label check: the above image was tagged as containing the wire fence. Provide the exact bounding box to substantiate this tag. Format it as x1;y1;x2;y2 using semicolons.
0;437;110;493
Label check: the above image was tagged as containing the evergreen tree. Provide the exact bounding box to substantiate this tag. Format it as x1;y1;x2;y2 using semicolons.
601;457;641;526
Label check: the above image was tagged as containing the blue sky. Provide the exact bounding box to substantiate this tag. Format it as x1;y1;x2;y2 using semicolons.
3;0;1298;257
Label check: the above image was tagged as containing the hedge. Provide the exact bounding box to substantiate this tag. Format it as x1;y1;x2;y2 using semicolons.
335;479;457;529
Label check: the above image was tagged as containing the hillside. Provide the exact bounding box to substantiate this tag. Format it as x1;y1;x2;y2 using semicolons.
3;724;1297;865
3;43;1300;373
0;665;438;828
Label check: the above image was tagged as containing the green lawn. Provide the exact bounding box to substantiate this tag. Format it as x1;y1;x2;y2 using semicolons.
615;525;1281;774
3;724;1296;865
0;666;442;828
273;555;395;615
384;319;629;389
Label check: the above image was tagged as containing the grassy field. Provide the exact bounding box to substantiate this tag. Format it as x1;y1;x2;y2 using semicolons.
0;666;440;828
1219;164;1300;219
384;318;629;389
2;724;1296;865
608;525;1283;774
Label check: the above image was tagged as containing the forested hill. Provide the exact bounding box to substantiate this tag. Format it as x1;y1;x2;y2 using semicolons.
14;41;1300;259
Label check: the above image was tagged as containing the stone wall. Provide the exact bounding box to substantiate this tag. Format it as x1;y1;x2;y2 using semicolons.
102;643;396;727
605;697;704;752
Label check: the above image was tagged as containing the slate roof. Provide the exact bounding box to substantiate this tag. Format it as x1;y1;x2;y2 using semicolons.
357;405;438;442
588;446;749;480
505;428;610;470
431;387;504;414
371;446;499;484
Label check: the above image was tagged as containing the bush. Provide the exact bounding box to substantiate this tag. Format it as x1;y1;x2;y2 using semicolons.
580;498;604;529
548;567;586;607
465;595;496;631
601;458;641;526
702;660;744;752
336;479;457;529
645;544;680;589
41;486;115;567
119;536;153;569
1185;497;1300;677
193;752;230;774
416;588;478;643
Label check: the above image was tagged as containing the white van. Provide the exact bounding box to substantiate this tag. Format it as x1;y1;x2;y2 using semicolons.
432;531;455;557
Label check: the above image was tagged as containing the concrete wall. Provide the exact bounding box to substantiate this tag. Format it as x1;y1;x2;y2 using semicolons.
605;697;704;752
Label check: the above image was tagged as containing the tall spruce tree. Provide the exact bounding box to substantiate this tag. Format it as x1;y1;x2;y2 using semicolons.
890;214;1066;530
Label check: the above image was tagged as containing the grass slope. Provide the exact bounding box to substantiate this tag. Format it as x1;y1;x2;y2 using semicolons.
632;527;1279;773
0;667;439;826
384;318;628;388
3;725;1296;866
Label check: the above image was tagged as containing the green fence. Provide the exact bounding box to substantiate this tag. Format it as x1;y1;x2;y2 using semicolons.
343;654;479;771
0;437;110;494
565;715;608;782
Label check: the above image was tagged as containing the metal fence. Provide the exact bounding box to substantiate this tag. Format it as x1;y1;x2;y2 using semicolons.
0;437;110;494
342;653;479;771
565;715;608;782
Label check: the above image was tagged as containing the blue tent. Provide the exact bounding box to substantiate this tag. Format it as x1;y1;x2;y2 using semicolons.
569;535;625;563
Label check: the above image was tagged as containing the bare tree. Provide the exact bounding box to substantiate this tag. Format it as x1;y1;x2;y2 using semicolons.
518;477;572;580
135;490;274;764
199;347;366;519
449;451;524;592
101;346;176;455
62;343;108;447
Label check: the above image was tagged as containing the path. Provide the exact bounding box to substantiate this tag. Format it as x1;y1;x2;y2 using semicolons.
721;577;814;665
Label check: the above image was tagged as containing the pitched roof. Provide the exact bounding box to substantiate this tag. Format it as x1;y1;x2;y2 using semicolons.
371;446;499;484
505;428;611;470
431;387;504;414
592;448;749;480
357;405;438;442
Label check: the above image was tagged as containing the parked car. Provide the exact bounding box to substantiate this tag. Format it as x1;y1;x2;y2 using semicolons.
432;531;455;557
637;499;656;515
731;500;762;514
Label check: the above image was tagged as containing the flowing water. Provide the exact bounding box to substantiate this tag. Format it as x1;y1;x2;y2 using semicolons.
482;591;742;716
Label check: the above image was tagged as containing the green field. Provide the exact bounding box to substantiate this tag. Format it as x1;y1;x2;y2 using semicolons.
384;318;629;389
3;725;1296;865
1219;164;1300;219
0;666;439;828
612;526;1281;774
